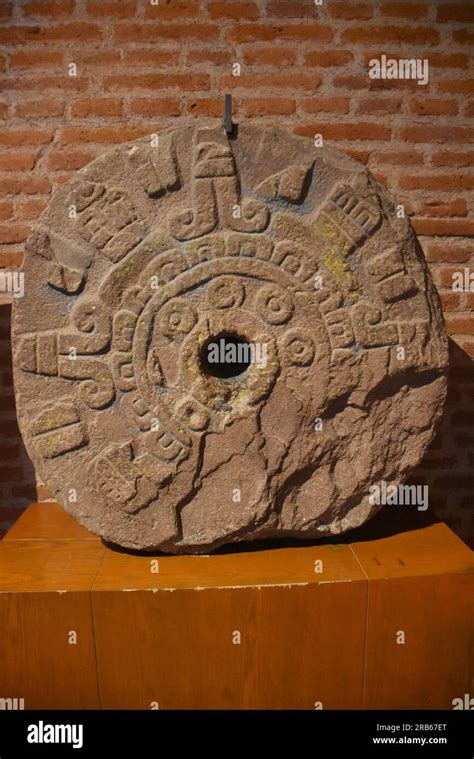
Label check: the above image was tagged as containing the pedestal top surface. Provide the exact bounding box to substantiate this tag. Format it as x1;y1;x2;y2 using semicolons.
1;504;472;592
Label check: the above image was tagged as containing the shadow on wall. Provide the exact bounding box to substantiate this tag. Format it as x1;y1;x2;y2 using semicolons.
0;303;472;548
410;338;474;550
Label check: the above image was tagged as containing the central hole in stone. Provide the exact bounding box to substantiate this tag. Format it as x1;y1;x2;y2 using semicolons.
200;332;251;380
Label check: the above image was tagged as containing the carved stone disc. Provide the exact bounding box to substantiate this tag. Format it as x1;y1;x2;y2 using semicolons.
12;124;448;553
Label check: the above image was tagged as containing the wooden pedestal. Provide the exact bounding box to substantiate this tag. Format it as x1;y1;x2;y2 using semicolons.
0;503;472;710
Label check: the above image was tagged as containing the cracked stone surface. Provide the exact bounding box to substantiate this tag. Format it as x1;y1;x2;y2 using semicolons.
12;123;448;553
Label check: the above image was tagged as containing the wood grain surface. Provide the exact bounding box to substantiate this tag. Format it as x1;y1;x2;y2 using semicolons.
0;591;101;709
3;502;99;542
92;583;367;710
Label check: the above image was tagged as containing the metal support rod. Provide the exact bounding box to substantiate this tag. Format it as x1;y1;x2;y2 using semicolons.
224;93;233;135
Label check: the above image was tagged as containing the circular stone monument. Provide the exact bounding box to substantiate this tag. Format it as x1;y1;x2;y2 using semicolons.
12;123;448;553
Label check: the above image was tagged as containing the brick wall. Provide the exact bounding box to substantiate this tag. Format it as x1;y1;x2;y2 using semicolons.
0;0;472;544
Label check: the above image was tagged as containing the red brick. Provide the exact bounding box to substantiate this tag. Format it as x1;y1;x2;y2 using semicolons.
439;292;462;311
243;47;298;66
342;26;439;45
331;74;372;91
104;73;210;91
420;456;457;470
113;23;219;42
457;340;474;361
16;198;48;219
452;29;474;45
444;314;474;335
432;151;474;168
0;467;24;483
380;1;429;18
0;3;12;19
0;320;12;339
0;102;8;119
439;266;473;288
186;49;232;66
304;50;353;67
46;147;98;171
0;128;53;146
219;72;320;92
418;199;467;217
400;125;473;143
437;3;474;22
0;250;23;268
0;76;89;92
0;175;51;194
0;200;13;220
0;24;102;45
438;79;474;95
425;244;471;264
358;96;401;114
186;97;223;117
369;78;425;93
0;367;15;388
370;169;388;184
24;0;75;15
265;0;322;16
450;360;474;380
227;24;333;43
60;126;153;145
68;50;122;67
0;445;22;461
327;2;373;19
301;96;350;114
400;174;474;191
361;50;425;67
86;0;137;17
342;148;369;164
125;49;181;67
14;99;65;117
425;52;469;68
0;224;30;243
295;122;391;141
241;97;296;116
10;50;64;68
0;152;37;171
55;173;74;187
412;219;474;237
207;2;259;20
145;1;200;19
129;98;182;117
409;98;458;116
434;474;474;490
70;97;123;117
